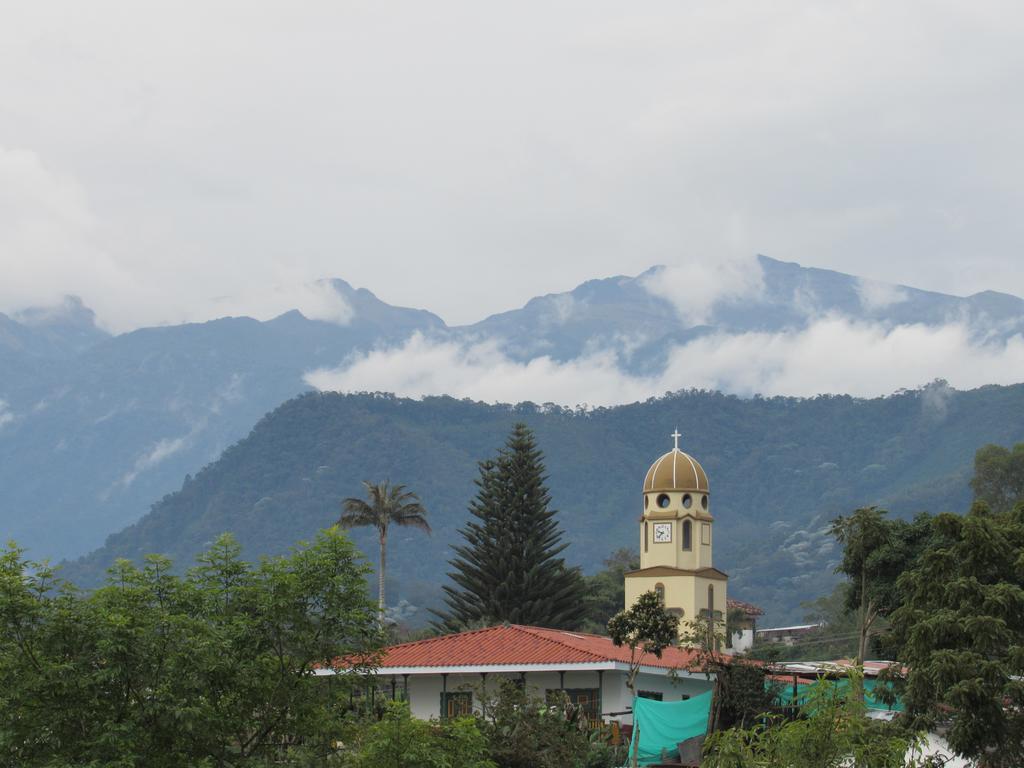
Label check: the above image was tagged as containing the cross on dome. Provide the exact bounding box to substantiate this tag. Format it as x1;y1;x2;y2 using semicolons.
671;429;682;451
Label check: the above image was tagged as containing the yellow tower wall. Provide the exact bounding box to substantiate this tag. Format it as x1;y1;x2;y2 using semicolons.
628;447;727;647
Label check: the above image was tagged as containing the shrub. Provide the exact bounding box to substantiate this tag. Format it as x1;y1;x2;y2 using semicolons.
342;700;493;768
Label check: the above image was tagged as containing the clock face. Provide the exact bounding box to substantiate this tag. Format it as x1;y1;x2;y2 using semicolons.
653;523;672;543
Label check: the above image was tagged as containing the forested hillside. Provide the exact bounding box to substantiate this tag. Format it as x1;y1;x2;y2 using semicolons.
63;383;1024;625
5;256;1024;565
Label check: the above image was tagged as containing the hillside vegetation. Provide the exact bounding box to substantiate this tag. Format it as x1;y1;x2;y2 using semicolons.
64;383;1024;624
5;255;1023;565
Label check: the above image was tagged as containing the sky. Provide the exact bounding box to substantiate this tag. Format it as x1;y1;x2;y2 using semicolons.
2;1;1024;336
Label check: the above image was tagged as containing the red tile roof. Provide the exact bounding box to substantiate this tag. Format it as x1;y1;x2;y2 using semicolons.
370;624;716;671
726;598;764;617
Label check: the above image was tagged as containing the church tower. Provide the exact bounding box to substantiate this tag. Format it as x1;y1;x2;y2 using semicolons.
623;432;727;645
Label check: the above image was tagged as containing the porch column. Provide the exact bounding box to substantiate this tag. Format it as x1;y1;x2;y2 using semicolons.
597;670;604;722
441;673;448;720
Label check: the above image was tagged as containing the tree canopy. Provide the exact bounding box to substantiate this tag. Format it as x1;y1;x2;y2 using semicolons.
971;441;1024;513
607;590;680;695
0;529;382;767
886;500;1024;766
434;423;586;630
813;442;1024;765
829;507;934;664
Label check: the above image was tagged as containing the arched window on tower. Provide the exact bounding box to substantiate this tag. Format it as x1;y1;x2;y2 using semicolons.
654;583;665;605
682;520;692;551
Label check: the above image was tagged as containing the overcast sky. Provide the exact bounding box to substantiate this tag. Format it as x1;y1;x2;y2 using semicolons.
2;2;1024;333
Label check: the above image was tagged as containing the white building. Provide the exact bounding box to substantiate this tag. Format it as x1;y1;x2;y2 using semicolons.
755;623;823;646
320;623;716;724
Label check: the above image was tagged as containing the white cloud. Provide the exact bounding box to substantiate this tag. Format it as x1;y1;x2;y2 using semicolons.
206;280;354;325
0;146;139;329
545;294;577;325
640;255;765;326
306;333;652;407
306;320;1024;405
661;318;1024;398
920;379;955;420
857;278;908;312
2;4;1024;331
0;143;354;330
0;400;14;429
120;435;187;487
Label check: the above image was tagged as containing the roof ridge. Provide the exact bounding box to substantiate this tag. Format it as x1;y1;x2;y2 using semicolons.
513;625;613;662
526;625;613;641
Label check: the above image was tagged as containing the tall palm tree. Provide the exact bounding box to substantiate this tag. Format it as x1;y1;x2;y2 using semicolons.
339;481;431;618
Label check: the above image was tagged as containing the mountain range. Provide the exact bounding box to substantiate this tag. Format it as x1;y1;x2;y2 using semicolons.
61;384;1024;626
2;255;1023;577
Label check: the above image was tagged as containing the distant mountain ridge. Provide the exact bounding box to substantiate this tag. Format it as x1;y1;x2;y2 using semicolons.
1;255;1023;564
62;385;1024;626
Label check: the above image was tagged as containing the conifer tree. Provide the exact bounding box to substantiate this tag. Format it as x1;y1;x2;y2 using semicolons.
434;423;585;631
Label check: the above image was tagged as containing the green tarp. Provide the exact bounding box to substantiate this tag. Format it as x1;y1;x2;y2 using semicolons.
628;691;712;765
774;678;904;713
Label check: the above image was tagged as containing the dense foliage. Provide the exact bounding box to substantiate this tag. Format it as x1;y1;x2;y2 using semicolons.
702;672;920;768
64;385;1024;624
761;442;1024;764
971;441;1024;513
0;530;382;767
475;679;625;768
339;701;494;768
830;508;935;663
886;500;1024;766
434;424;585;630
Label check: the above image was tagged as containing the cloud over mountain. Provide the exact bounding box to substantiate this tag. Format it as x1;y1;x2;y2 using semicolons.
307;318;1024;404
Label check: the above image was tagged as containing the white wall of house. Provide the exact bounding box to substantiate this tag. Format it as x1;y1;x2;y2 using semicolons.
386;667;715;724
603;672;715;725
730;629;754;653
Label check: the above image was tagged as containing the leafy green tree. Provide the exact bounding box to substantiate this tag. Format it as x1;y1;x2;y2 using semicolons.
971;442;1024;513
435;423;585;630
886;501;1024;767
344;700;494;768
829;508;933;665
340;481;431;617
607;590;679;696
830;507;893;665
475;678;599;768
679;612;778;733
711;660;779;732
0;529;382;767
702;670;921;768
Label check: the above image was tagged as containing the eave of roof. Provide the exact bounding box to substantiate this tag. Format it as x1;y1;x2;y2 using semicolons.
625;565;729;580
326;624;728;674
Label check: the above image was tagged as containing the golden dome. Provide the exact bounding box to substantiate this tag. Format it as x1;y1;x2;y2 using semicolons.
643;449;709;493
